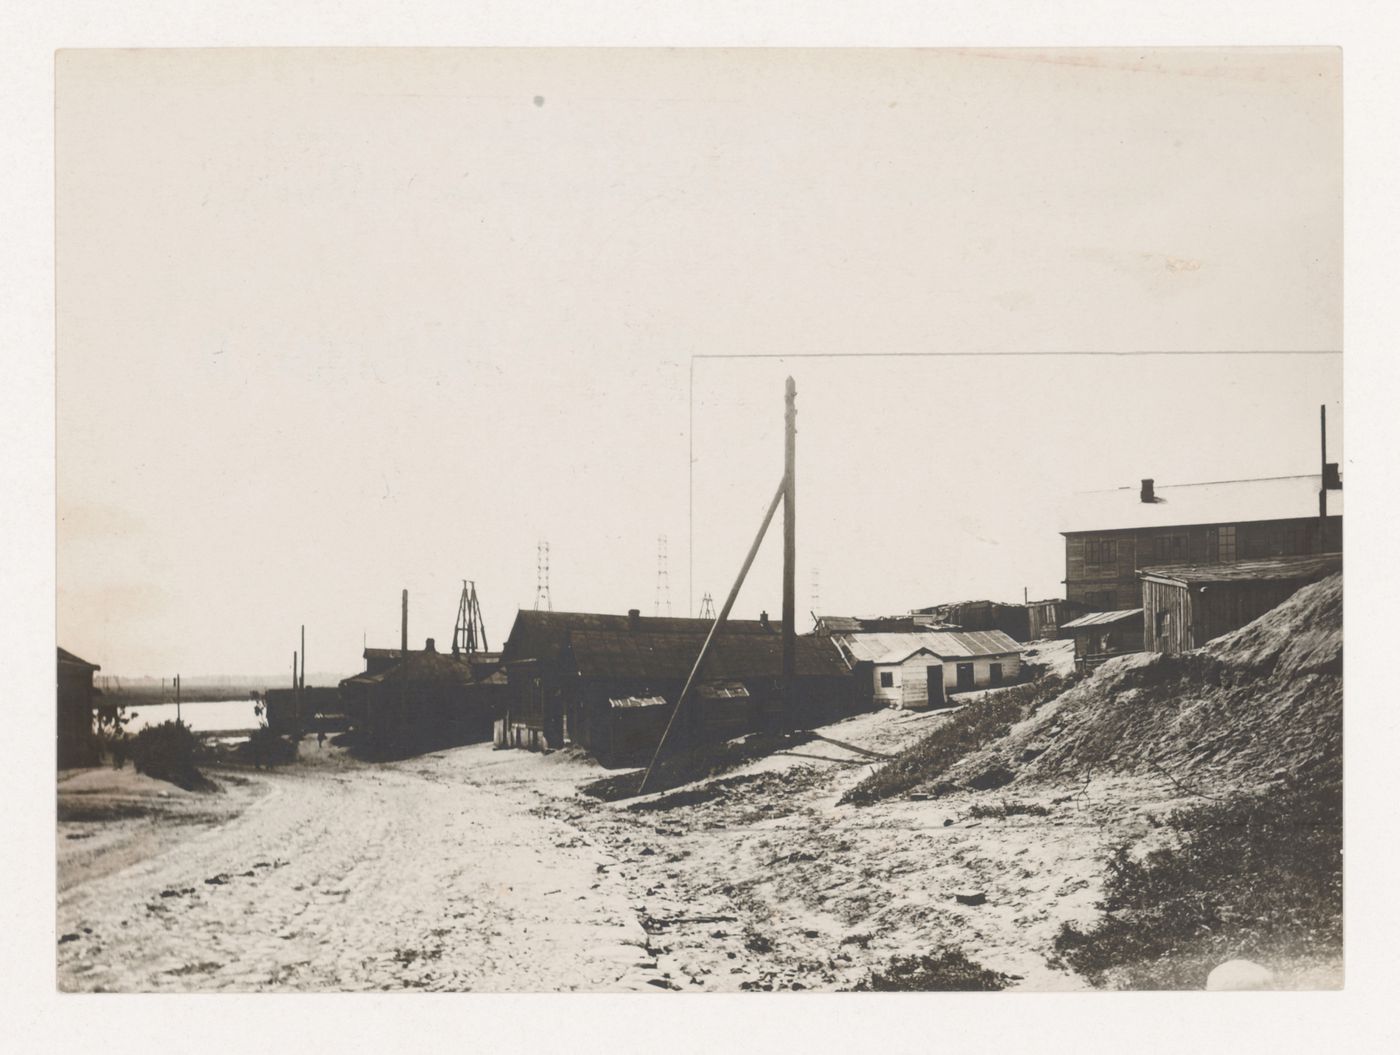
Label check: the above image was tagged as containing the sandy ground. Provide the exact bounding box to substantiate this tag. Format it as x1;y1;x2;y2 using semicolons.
58;667;1213;993
539;705;1200;991
58;747;657;991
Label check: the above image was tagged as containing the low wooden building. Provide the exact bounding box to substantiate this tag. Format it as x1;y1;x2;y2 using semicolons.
908;600;1032;642
1139;553;1342;655
358;638;494;753
1025;599;1088;642
830;629;1024;709
264;686;342;736
57;647;100;768
1059;608;1145;673
495;608;858;763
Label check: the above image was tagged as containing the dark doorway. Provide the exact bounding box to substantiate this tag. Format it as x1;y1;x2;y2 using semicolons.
927;665;944;707
956;663;975;692
989;662;1003;686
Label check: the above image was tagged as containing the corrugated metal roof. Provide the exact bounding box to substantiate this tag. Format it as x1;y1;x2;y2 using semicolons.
1061;608;1144;630
832;629;1023;665
608;695;668;710
1139;553;1342;586
1060;475;1343;534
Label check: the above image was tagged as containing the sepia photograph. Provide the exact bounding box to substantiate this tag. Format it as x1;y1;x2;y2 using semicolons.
50;44;1345;998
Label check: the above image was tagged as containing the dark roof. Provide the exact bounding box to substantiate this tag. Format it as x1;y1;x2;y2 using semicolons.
500;609;789;666
362;649;475;687
565;629;850;682
1139;553;1342;587
1061;609;1145;630
57;647;99;670
363;647;404;661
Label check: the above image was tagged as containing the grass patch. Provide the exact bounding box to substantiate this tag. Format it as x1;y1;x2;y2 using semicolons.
580;730;814;802
839;676;1070;806
1052;766;1342;989
968;800;1051;819
850;949;1019;991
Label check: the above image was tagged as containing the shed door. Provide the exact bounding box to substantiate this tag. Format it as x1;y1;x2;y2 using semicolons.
955;662;975;692
927;665;944;707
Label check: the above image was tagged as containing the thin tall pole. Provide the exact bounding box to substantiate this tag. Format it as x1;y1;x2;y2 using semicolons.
175;674;181;724
638;476;788;796
781;376;796;730
1319;404;1327;551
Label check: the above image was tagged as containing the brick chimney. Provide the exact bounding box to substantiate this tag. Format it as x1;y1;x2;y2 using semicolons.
628;608;641;630
759;610;770;630
425;637;436;653
1140;479;1155;503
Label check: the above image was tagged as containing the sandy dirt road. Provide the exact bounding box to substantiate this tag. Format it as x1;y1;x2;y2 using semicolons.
57;749;659;992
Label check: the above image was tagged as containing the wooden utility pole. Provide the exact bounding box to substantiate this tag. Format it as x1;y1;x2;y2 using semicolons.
781;376;796;730
175;674;181;724
1319;404;1328;552
401;589;409;653
638;476;788;796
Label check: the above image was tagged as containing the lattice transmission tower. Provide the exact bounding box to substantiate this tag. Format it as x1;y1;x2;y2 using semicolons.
654;534;672;616
534;540;552;611
698;591;716;619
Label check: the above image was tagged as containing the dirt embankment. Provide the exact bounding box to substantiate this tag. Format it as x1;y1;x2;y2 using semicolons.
943;573;1341;794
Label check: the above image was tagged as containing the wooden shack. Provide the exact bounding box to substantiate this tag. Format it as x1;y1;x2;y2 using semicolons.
359;638;487;753
1139;553;1342;655
264;686;342;736
495;608;857;763
1059;608;1145;673
57;647;100;768
1025;599;1088;642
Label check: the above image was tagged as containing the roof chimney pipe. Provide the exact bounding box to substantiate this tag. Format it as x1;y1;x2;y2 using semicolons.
1140;479;1155;503
425;637;436;653
760;610;770;630
627;608;641;630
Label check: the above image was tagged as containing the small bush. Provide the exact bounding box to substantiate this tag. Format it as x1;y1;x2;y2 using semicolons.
1052;768;1342;989
968;800;1051;819
130;720;206;790
238;726;299;767
851;949;1018;991
840;676;1070;806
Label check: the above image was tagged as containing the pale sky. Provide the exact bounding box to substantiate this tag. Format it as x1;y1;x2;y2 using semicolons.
55;48;1342;677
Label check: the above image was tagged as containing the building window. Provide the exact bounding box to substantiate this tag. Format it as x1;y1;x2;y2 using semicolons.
878;671;894;689
1156;609;1171;638
1217;525;1237;562
1085;538;1117;565
1153;534;1186;562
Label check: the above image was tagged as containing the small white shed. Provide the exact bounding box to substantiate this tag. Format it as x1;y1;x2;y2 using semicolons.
832;629;1024;709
